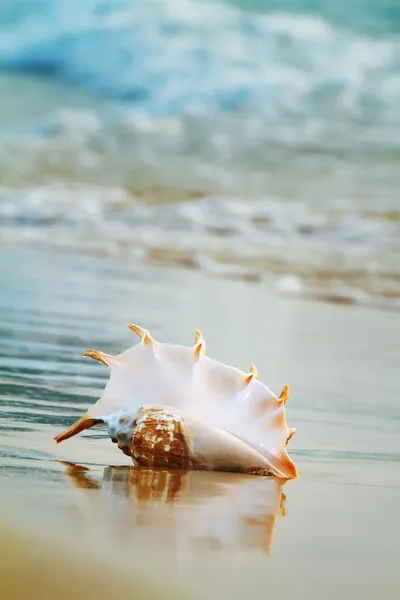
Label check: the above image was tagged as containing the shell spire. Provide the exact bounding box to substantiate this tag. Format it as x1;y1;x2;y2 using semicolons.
54;324;298;479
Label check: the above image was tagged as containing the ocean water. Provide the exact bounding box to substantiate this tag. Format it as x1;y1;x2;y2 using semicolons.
0;0;399;309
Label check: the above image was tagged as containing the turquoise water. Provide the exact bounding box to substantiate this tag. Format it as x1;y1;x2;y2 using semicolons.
0;0;399;306
229;0;400;35
1;0;399;139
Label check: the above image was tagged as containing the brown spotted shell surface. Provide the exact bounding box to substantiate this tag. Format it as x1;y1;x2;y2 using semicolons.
109;406;194;470
55;325;298;478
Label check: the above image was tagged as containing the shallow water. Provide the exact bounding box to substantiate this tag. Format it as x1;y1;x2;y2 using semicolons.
0;248;399;598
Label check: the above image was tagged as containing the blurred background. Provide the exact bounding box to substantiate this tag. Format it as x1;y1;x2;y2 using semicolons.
0;0;399;308
1;5;400;597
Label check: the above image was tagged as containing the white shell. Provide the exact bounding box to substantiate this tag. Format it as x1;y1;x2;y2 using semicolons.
54;325;297;479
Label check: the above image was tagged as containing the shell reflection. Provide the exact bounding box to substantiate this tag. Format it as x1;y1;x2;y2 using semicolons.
63;463;287;556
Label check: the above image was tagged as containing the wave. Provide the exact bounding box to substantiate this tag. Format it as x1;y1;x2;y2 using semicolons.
0;0;399;143
0;0;399;310
1;183;399;310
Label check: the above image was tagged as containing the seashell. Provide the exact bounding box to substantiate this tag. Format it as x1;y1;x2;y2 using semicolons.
54;325;298;479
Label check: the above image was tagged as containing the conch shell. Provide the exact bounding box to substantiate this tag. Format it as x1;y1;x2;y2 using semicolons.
54;325;298;479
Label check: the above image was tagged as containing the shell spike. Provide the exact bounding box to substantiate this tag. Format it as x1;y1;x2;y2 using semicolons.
244;364;258;385
54;416;103;444
286;428;296;445
82;349;113;367
274;384;289;407
278;450;298;479
194;329;206;359
279;385;289;403
127;323;154;346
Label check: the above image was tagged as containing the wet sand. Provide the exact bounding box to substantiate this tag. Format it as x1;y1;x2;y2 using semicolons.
0;248;399;599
